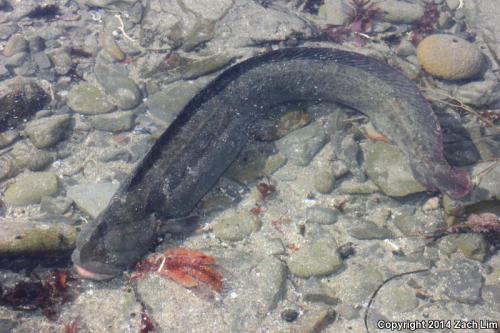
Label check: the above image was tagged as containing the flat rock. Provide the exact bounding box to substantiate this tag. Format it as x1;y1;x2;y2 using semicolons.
88;111;136;132
362;141;425;197
66;182;119;219
213;211;262;241
0;219;77;254
287;240;343;278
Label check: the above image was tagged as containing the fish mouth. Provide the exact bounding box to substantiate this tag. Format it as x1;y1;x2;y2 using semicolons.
72;249;123;281
441;169;472;200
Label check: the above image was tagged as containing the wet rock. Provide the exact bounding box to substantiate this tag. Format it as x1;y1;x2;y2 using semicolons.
332;160;349;178
40;196;73;215
362;141;425;197
338;179;380;194
417;34;484;80
88;111;136;132
0;219;77;254
98;148;132;163
66;182;119;219
24;114;72;149
3;33;28;57
67;83;115;115
169;54;237;81
32;52;52;70
443;233;488;262
377;285;419;313
0;319;17;332
262;153;287;176
464;0;500;63
101;29;125;62
48;49;72;75
0;156;15;181
427;260;483;304
287;240;343;278
335;265;384;303
94;60;142;110
3;172;59;206
347;220;393;240
259;109;312;141
276;123;328;166
312;169;335;194
377;0;424;23
290;308;335;333
302;278;338;305
453;79;500;107
9;142;54;171
146;80;205;125
250;256;287;314
0;77;49;131
213;211;262;241
225;143;274;184
306;206;339;225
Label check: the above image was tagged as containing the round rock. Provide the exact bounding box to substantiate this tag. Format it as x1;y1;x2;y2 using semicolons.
3;172;59;206
287;240;343;278
417;34;484;80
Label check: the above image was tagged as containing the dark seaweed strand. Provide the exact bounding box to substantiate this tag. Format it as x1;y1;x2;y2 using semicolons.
126;47;428;190
364;269;430;333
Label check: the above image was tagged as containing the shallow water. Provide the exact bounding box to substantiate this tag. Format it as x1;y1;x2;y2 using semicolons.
0;0;499;332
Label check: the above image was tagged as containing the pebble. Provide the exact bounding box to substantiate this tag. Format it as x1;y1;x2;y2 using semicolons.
416;34;484;80
32;52;52;70
9;143;54;171
3;33;28;57
0;77;49;131
94;60;142;110
101;29;125;62
378;0;424;23
67;83;115;114
0;219;77;255
24;114;72;149
276;123;328;166
0;156;14;181
312;169;335;194
362;142;425;197
251;256;287;314
3;172;59;206
88;111;136;132
337;179;380;194
66;182;119;219
213;211;262;241
422;197;440;212
287;240;343;278
48;49;72;75
306;206;339;225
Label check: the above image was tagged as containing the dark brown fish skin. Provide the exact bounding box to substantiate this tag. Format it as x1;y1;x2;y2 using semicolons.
72;47;471;280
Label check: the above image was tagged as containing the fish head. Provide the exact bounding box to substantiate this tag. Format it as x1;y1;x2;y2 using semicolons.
72;211;157;280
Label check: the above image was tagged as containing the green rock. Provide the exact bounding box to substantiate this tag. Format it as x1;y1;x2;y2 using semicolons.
303;278;338;305
0;157;15;181
287;240;343;278
338;179;380;194
10;144;54;171
67;182;119;219
276;123;328;166
313;169;335;194
0;220;77;254
40;196;73;214
88;111;136;132
213;211;262;241
252;257;287;314
67;83;115;115
363;141;425;197
94;62;142;110
446;233;488;262
262;153;287;175
348;220;394;240
225;145;273;184
377;286;419;313
3;172;58;206
24;114;72;148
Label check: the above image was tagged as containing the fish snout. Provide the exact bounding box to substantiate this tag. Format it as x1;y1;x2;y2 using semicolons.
441;169;472;200
71;248;123;281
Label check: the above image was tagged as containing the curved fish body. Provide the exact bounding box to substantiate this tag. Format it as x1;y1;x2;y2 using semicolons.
72;48;470;280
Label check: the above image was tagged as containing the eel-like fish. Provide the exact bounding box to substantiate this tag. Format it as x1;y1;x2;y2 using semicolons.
72;47;471;280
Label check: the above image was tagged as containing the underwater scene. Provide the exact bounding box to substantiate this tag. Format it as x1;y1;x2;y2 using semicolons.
0;0;499;332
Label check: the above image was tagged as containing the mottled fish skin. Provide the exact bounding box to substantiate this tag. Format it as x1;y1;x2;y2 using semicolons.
72;48;471;279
